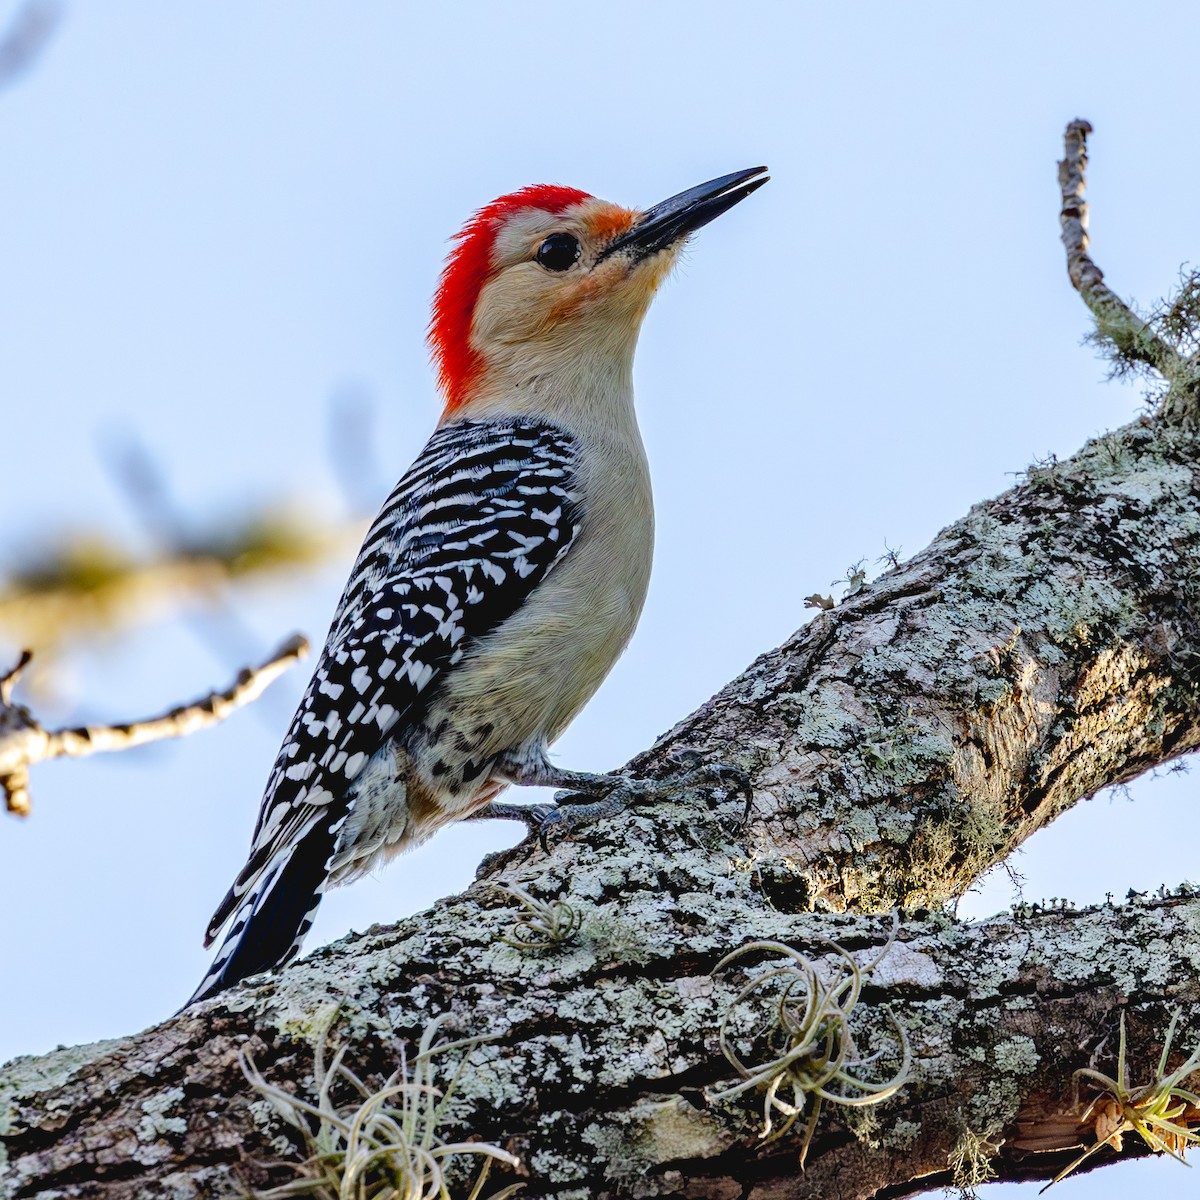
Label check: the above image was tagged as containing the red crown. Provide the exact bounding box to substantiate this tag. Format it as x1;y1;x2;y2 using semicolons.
429;185;590;412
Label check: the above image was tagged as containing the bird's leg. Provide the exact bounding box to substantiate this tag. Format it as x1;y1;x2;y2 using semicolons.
466;799;561;831
471;748;753;843
467;755;627;835
494;756;629;800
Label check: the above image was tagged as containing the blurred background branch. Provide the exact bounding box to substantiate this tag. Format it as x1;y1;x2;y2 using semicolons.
0;504;361;659
0;398;382;681
0;0;61;91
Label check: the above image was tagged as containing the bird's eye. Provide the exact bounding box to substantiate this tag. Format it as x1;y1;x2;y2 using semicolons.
535;232;580;272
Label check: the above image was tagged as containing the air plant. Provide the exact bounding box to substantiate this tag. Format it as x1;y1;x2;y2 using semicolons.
1042;1009;1200;1191
707;917;911;1167
496;883;582;952
240;1014;522;1200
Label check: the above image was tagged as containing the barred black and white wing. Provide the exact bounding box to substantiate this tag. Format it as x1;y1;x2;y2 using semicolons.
187;420;580;1005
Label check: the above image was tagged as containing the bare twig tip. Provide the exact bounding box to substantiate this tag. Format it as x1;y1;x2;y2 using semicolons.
2;634;310;818
1057;117;1184;384
0;649;33;701
4;770;32;817
278;633;310;660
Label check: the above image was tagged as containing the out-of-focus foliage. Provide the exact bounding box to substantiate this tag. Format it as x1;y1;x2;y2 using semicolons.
0;508;360;653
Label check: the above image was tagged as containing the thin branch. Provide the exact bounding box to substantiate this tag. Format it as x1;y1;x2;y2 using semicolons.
0;633;307;816
98;429;311;723
1057;119;1185;381
0;0;61;91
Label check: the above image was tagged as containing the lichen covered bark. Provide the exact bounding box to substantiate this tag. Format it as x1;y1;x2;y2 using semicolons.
4;882;1200;1198
629;417;1200;915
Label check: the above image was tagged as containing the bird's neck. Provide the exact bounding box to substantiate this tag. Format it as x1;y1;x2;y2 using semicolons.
444;341;640;443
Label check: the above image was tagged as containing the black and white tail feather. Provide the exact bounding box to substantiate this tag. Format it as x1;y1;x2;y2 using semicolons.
186;419;580;1006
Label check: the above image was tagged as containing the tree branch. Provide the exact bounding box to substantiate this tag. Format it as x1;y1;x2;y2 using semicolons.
1058;118;1200;423
2;885;1198;1199
0;0;60;93
0;634;307;816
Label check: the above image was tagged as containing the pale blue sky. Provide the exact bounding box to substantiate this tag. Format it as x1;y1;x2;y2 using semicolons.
2;3;1198;1195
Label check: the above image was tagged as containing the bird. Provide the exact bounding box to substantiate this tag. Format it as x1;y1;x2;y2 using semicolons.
187;166;768;1006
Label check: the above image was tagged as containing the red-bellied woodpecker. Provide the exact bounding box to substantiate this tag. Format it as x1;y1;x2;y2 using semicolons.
188;167;768;1005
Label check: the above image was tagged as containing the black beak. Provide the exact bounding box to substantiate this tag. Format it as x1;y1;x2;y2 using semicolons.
599;166;769;262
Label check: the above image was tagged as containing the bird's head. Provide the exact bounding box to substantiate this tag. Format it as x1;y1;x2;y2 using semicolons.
429;167;768;416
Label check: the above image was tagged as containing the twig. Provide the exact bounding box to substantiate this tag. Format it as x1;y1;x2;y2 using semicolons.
0;633;308;816
1058;119;1185;381
99;430;303;723
0;0;61;91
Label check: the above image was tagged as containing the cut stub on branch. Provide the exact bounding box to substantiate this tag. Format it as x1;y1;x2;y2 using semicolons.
1012;1006;1200;1191
0;634;307;816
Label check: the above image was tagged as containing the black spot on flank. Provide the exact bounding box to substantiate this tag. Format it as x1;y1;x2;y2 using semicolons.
431;760;449;777
474;722;494;739
462;758;489;783
429;718;451;745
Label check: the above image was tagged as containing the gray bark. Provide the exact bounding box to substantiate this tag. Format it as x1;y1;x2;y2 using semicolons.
5;122;1200;1200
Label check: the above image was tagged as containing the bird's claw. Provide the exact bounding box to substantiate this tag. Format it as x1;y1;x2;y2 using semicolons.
533;758;754;847
535;797;625;850
667;753;755;824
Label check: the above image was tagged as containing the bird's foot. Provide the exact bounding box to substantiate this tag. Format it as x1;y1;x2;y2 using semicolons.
473;751;753;848
468;800;561;831
466;795;626;845
540;752;754;846
554;751;752;814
